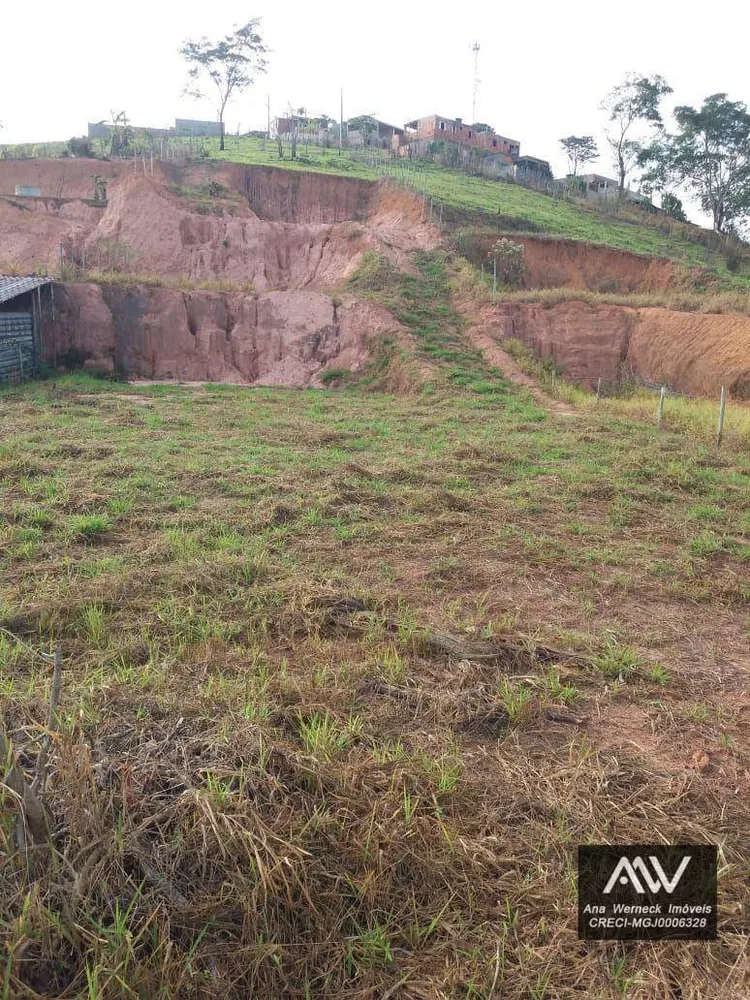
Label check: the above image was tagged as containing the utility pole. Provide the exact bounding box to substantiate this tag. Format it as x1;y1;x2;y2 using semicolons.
471;42;480;125
339;87;344;156
267;94;271;140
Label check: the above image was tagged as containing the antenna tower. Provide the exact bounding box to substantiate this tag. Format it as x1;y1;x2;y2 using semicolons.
471;42;480;125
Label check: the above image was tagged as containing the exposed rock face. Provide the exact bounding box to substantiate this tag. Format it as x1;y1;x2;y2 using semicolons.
51;283;400;386
484;300;750;397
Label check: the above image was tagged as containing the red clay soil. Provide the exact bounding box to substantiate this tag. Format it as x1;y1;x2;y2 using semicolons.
0;159;438;289
51;282;402;385
514;236;679;292
458;228;682;293
471;299;750;398
457;309;576;415
3;159;748;396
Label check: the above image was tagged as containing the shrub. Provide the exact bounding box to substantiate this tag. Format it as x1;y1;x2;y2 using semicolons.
489;237;525;287
67;136;95;158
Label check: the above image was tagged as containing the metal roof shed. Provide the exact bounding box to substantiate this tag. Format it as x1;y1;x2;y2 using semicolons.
0;275;54;382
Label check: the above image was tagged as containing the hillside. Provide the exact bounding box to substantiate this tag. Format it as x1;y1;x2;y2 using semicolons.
3;135;749;285
200;137;750;286
1;144;749;999
1;155;748;398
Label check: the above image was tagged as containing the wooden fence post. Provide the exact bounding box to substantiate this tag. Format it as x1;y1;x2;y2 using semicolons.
716;386;726;448
657;386;666;426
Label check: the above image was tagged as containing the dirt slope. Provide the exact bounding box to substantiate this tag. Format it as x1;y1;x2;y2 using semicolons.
51;282;402;384
473;298;750;397
2;158;747;396
515;236;679;292
0;159;437;289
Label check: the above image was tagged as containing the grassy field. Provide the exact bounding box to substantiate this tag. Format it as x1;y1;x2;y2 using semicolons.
1;361;748;996
195;136;750;286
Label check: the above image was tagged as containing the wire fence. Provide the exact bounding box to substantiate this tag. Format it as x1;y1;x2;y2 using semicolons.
523;364;738;448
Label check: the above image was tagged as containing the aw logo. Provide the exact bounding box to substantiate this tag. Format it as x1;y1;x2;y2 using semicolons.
603;854;691;895
578;844;717;941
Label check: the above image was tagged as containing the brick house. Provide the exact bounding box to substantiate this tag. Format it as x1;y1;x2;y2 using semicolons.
398;115;520;157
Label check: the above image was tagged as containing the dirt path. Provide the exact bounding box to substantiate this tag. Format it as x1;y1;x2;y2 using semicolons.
463;319;578;415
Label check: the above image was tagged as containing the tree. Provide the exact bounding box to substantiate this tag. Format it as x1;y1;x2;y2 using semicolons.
109;110;133;157
347;115;378;146
67;136;95;158
559;135;598;177
600;74;672;196
661;193;687;222
669;94;750;233
180;20;267;151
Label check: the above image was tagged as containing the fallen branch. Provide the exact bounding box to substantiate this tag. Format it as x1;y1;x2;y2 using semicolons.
317;597;591;668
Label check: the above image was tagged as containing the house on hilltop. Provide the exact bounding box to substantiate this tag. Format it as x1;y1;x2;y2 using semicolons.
581;173;651;204
394;115;520;177
514;155;553;186
271;114;332;142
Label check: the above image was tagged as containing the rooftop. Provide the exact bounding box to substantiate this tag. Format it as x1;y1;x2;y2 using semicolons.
0;275;53;306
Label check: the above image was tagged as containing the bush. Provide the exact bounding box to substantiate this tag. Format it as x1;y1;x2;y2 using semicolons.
201;180;230;198
67;136;95;158
489;237;525;287
723;239;743;273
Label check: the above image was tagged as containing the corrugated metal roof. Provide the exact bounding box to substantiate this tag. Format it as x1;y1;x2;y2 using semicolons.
0;275;53;306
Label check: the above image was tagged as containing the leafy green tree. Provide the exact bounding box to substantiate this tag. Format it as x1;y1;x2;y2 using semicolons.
67;136;95;158
559;135;598;177
347;115;379;146
180;20;267;151
600;74;672;195
660;192;687;222
670;94;750;233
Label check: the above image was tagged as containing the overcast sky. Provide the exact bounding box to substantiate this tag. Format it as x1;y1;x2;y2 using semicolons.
2;0;748;220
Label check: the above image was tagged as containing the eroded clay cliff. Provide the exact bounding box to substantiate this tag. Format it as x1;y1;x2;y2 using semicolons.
479;299;750;398
51;282;401;386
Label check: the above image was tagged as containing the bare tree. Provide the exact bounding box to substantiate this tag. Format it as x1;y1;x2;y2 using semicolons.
180;20;267;151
